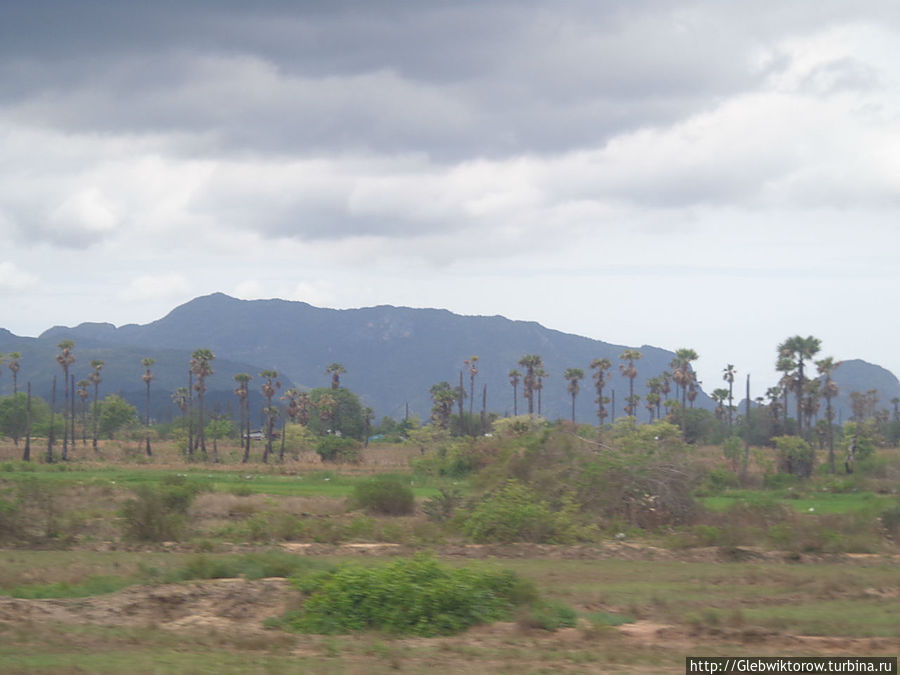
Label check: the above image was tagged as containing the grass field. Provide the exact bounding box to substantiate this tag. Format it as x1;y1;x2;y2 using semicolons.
0;437;898;673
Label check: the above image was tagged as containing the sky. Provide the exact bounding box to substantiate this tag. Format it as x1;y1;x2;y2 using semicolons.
1;1;898;392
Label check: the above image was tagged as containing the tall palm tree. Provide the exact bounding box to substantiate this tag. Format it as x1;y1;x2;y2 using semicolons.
518;355;543;416
259;369;280;462
88;360;103;452
670;348;698;433
534;366;548;416
645;376;663;421
55;340;76;459
190;349;216;460
171;386;189;454
76;379;90;446
563;368;584;424
141;358;155;457
777;336;821;437
325;363;346;390
711;388;729;421
722;364;737;429
234;373;252;463
508;369;521;416
618;349;642;425
815;357;841;473
7;352;21;394
590;358;612;426
892;397;900;423
465;356;479;417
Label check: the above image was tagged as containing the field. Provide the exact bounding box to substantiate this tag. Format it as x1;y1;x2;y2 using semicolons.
0;437;898;674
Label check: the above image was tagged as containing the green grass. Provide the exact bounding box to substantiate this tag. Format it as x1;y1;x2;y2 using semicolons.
703;489;892;515
0;466;439;498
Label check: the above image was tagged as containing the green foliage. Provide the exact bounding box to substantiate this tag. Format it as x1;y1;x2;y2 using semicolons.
516;599;578;631
98;394;138;439
422;487;463;522
351;476;415;515
492;414;547;437
120;476;201;541
283;555;538;636
306;388;366;440
315;435;361;463
722;436;743;472
463;480;577;543
842;421;877;463
0;393;56;439
774;435;815;478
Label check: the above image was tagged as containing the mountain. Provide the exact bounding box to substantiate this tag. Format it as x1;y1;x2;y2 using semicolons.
830;360;900;423
0;293;708;423
5;294;896;425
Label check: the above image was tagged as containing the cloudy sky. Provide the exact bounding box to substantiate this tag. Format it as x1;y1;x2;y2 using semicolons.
1;1;898;390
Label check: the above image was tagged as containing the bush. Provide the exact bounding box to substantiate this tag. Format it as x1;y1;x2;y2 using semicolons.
120;478;200;542
351;476;415;516
774;436;815;478
315;436;361;463
422;487;463;522
880;502;900;538
463;480;576;543
283;555;539;636
516;599;578;631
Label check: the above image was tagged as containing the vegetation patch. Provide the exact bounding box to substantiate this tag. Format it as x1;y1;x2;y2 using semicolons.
278;555;543;636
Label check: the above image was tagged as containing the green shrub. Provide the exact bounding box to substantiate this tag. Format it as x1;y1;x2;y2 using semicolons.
315;436;361;463
351;476;415;515
284;555;538;636
702;467;739;495
0;497;22;541
422;487;463;522
463;480;576;543
120;480;199;542
516;599;578;631
774;436;815;478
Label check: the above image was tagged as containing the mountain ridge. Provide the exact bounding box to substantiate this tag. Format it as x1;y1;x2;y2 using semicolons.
5;293;898;425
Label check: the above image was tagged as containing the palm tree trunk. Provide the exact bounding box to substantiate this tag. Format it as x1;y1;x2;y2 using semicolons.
145;380;152;457
23;382;31;462
47;376;56;463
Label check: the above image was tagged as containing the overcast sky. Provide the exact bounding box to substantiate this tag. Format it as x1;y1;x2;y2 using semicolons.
1;1;898;391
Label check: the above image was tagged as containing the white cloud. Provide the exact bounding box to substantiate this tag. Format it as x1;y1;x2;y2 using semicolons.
0;261;38;292
118;273;190;301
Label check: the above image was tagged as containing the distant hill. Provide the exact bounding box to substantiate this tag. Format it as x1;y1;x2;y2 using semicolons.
0;293;710;423
3;294;897;425
829;359;900;423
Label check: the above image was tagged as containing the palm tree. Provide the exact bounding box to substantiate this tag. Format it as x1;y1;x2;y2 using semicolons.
190;349;216;460
88;360;103;451
234;373;252;463
815;357;841;473
644;392;660;422
670;348;698;433
7;352;21;394
534;366;548;416
465;356;479;417
259;369;280;462
722;364;737;429
646;376;663;421
518;355;543;416
508;369;521;416
171;386;190;449
317;392;337;434
777;336;821;437
590;358;612;426
141;358;155;457
892;397;900;423
618;349;642;425
55;340;76;459
76;379;90;446
711;388;729;421
325;363;346;390
563;368;584;423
